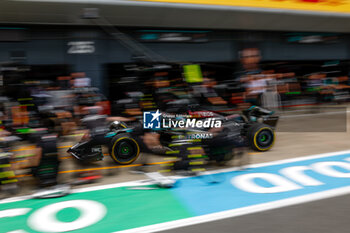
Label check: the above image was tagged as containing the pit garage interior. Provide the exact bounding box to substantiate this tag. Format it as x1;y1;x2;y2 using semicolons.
1;0;350;98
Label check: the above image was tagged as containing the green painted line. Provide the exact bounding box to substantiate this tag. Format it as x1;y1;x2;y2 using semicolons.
171;135;184;139
306;87;321;92
0;185;193;233
161;163;174;167
0;171;15;178
158;169;172;173
1;179;17;184
187;147;202;150
188;154;204;158
168;144;182;147
285;92;301;95
16;128;33;134
189;139;202;142
15;154;35;158
189;161;204;165
191;168;206;172
165;150;180;154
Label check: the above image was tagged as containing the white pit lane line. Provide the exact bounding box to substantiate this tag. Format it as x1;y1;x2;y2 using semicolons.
2;150;350;233
114;186;350;233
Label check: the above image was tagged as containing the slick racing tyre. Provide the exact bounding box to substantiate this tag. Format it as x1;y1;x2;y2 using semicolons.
109;133;140;164
247;123;275;151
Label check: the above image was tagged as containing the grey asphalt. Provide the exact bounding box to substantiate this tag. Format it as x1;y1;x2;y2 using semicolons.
160;194;350;233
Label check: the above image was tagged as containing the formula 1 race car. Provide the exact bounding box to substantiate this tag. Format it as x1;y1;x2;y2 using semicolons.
158;105;278;163
68;106;278;165
67;119;141;164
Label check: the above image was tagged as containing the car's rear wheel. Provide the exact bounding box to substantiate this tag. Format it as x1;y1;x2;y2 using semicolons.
247;123;275;151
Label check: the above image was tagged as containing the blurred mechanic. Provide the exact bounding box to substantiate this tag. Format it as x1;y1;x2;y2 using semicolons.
31;117;60;187
235;47;264;107
72;72;91;88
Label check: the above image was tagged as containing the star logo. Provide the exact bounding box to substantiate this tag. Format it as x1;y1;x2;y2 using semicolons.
143;110;162;129
151;110;162;122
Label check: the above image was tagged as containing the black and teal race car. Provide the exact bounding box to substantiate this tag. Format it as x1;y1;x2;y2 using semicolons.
68;105;278;165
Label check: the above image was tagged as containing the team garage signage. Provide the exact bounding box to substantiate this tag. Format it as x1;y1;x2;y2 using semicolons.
130;0;350;14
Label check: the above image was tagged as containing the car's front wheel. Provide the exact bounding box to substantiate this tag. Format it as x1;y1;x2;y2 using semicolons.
109;133;140;164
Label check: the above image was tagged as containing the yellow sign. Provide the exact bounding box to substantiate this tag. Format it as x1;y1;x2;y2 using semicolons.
183;64;203;83
132;0;350;14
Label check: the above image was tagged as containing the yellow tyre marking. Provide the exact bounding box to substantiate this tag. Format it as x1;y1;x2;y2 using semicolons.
253;127;275;151
111;137;140;164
